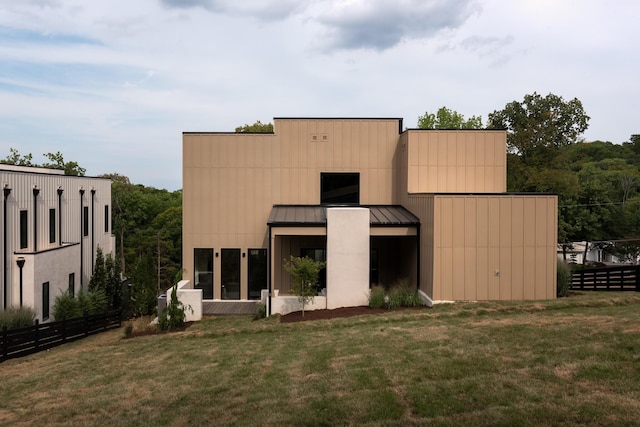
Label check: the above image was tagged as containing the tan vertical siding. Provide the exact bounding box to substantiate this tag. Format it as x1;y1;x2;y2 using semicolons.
429;195;557;301
406;130;506;193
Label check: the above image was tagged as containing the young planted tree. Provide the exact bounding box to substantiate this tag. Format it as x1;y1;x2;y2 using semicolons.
283;255;325;316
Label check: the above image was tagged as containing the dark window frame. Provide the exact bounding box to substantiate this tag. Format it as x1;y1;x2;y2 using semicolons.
69;273;75;297
42;282;50;320
20;210;28;249
248;248;267;300
320;172;360;205
194;248;214;299
83;206;89;236
104;205;109;233
49;208;56;244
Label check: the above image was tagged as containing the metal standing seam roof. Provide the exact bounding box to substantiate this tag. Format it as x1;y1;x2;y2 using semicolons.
267;205;420;226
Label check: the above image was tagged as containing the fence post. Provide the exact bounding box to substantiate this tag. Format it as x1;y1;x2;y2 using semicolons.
2;325;7;362
34;319;40;351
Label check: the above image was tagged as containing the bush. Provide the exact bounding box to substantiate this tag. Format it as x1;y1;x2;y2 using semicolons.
53;291;81;320
557;259;572;297
254;302;266;320
369;280;423;309
0;306;36;330
369;285;386;308
54;289;108;321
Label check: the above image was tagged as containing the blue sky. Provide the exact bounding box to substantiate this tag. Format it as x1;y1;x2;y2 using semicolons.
0;0;638;191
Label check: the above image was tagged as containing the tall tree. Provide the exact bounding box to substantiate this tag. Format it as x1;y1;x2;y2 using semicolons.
417;107;482;129
487;92;589;165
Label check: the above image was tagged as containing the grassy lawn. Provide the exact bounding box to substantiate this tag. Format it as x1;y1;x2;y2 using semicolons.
2;292;640;426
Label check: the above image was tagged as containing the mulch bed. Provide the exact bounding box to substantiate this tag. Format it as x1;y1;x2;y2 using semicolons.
280;305;430;323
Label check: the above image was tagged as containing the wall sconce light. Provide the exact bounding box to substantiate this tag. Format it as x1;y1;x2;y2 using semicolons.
215;252;219;257
242;252;246;258
16;257;26;307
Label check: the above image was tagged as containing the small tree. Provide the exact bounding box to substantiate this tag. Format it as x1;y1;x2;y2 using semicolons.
158;283;186;331
88;247;107;293
283;256;325;316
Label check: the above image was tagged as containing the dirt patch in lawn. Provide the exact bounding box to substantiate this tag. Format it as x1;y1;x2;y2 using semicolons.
280;306;430;323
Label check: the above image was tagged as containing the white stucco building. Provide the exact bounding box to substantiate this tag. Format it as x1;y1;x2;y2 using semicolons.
1;164;114;322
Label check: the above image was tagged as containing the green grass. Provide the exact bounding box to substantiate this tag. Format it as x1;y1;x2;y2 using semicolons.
2;292;640;426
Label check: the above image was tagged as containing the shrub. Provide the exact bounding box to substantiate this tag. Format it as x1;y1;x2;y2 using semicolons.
53;291;81;320
370;280;423;309
254;302;266;320
124;323;134;338
369;285;386;308
0;306;36;330
557;259;572;297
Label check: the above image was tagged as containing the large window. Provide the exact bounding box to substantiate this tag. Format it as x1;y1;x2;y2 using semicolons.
104;205;109;233
221;249;240;300
42;282;50;320
69;273;75;297
49;208;56;244
248;249;267;300
20;210;28;249
194;248;213;299
321;172;359;204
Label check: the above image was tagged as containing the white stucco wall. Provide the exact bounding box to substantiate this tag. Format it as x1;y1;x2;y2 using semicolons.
326;208;370;309
17;244;81;322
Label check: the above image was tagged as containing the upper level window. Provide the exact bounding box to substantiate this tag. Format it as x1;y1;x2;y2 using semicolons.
20;210;28;249
49;208;56;244
320;172;359;205
83;206;89;236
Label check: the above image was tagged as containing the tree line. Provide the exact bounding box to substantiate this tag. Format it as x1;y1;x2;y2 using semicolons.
417;93;640;264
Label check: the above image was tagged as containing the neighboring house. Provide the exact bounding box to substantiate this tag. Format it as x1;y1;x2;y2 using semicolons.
558;242;626;265
182;118;558;315
0;164;114;322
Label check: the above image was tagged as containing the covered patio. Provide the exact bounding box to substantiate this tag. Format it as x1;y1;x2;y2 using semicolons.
267;205;420;314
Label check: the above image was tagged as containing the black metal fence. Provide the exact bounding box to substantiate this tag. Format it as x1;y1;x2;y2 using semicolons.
1;309;121;363
571;265;640;292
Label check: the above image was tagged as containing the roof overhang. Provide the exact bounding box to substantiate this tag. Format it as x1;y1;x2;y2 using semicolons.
267;205;420;235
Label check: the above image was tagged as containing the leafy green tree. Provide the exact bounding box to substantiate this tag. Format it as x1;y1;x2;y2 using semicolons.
105;252;123;309
1;148;85;175
487;92;589;165
283;256;325;316
42;151;86;176
417;107;482;129
1;148;33;166
235;120;274;133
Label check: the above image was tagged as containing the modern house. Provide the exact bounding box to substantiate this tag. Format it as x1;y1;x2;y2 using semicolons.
182;118;558;315
0;164;114;322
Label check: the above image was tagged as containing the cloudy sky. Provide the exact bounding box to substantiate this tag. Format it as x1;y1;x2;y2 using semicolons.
0;0;638;190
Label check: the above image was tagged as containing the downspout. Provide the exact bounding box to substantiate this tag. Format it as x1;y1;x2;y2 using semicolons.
91;188;95;273
3;186;11;309
57;187;63;246
79;187;85;288
33;186;40;252
416;223;421;291
268;225;272;317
